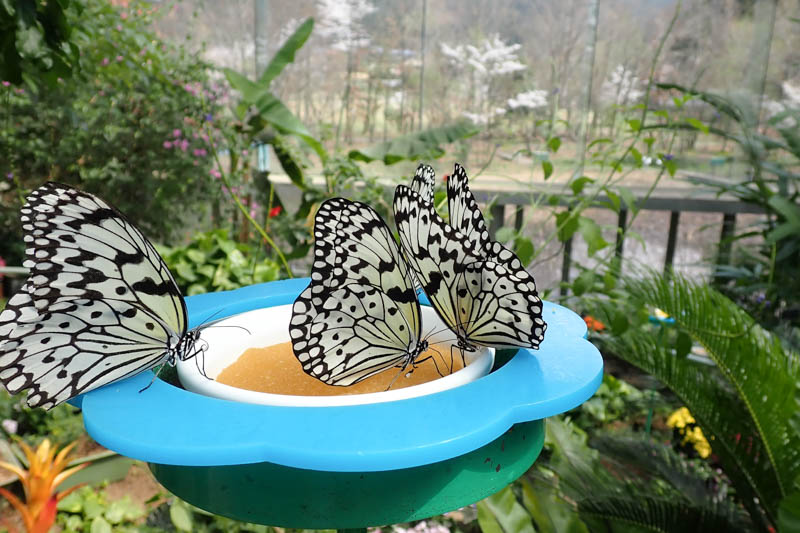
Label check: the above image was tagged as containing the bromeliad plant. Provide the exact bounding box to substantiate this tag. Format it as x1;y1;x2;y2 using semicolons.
0;439;88;533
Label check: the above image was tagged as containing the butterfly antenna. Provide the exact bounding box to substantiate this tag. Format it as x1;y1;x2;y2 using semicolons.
204;324;252;335
138;370;160;394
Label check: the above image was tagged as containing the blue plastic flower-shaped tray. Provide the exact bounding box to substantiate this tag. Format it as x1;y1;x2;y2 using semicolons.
78;278;602;473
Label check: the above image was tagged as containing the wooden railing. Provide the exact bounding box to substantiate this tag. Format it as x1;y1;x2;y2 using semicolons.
0;179;766;299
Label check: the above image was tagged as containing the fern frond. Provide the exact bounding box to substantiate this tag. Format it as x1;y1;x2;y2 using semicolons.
589;271;800;525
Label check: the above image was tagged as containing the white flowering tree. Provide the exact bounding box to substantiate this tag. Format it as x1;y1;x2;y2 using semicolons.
317;0;376;144
440;35;527;125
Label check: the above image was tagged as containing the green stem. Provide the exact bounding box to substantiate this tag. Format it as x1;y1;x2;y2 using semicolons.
205;126;294;278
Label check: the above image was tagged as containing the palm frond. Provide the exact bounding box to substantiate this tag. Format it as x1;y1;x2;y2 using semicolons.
590;272;800;525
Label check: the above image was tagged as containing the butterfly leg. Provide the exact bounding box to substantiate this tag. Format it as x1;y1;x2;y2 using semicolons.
138;370;160;393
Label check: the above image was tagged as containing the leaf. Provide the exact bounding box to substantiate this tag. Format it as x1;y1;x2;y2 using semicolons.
588;138;612;149
627;118;641;132
477;486;536;533
570;176;594;195
630;147;643;167
547;136;562;153
556;211;579;242
348;121;477;165
572;270;595;296
686;117;709;134
618;186;638;214
542;160;553;180
664;157;677;176
222;68;259;102
675;330;692;358
779;488;800;533
252;91;326;161
578;216;609;256
170;501;193;532
514;237;534;265
495;227;516;244
610;309;629;335
257;18;313;88
90;517;112;533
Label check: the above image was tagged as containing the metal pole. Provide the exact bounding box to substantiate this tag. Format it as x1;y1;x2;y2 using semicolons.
418;0;427;129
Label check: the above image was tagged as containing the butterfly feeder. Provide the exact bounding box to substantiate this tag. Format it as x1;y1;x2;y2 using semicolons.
76;278;602;529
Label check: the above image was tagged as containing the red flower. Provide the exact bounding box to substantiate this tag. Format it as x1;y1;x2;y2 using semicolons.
443;174;450;183
268;206;282;218
583;315;605;332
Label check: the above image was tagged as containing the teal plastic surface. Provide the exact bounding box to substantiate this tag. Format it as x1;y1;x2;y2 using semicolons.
79;279;602;472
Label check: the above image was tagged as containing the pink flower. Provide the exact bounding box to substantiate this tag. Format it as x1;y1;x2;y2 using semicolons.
116;55;123;62
120;12;128;19
192;148;207;157
172;129;181;138
139;49;146;56
163;141;172;148
102;57;110;66
179;139;189;151
1;81;9;87
242;150;248;156
116;24;123;31
210;169;221;179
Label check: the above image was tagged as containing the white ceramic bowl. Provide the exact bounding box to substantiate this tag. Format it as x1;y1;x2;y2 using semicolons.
177;304;494;407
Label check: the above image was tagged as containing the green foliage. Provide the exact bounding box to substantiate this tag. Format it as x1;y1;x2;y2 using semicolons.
574;374;661;431
57;485;146;533
146;498;274;532
651;84;800;341
0;389;84;448
156;230;280;296
0;0;84;86
348;121;478;165
0;0;222;264
587;271;800;530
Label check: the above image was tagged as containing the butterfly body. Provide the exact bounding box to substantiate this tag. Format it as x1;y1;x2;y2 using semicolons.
0;183;200;409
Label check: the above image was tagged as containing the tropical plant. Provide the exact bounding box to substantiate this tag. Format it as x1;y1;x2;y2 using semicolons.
646;84;800;344
582;271;800;532
0;439;88;533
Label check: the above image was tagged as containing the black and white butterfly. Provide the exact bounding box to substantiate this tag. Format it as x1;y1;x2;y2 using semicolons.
410;163;436;204
0;183;202;409
289;198;430;386
393;184;546;356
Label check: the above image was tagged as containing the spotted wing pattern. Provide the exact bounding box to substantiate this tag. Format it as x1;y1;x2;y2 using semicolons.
290;198;425;386
0;183;193;409
393;185;546;351
410;163;436;204
447;163;492;255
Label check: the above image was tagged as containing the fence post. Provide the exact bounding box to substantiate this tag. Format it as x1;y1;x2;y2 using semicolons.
714;212;737;281
489;204;505;238
664;211;680;276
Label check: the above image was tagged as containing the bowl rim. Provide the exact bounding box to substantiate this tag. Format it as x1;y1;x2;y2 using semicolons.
176;304;495;407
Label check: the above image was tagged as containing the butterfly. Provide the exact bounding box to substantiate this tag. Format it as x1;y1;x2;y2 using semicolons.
410;163;436;204
289;197;431;386
393;182;546;356
0;182;202;409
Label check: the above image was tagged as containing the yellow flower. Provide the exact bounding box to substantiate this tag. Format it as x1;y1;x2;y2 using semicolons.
666;406;695;429
0;439;89;533
667;407;712;459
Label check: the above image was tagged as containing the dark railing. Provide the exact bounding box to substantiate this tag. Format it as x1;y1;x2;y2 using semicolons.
0;180;765;299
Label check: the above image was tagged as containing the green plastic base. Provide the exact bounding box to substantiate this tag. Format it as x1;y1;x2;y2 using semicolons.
149;419;544;528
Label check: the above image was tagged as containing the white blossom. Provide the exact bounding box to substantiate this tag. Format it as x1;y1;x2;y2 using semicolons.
317;0;376;51
600;64;644;106
508;89;548;110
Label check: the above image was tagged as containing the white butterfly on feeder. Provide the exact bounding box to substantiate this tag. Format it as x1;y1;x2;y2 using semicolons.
289;197;433;386
0;183;204;409
393;166;546;357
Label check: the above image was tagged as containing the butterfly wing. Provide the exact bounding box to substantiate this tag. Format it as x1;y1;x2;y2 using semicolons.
394;185;546;350
447;163;492;255
410;163;436;204
290;198;423;385
0;183;189;408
